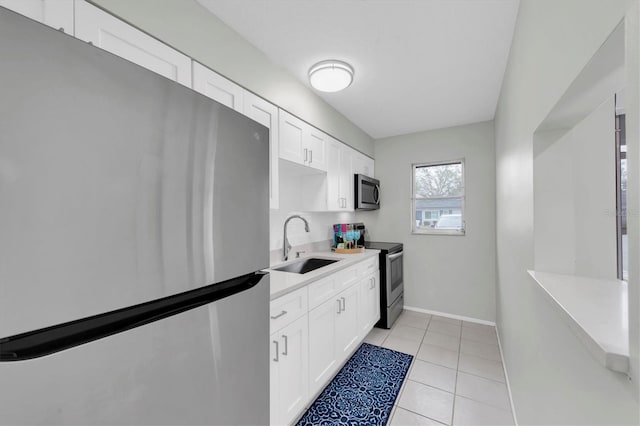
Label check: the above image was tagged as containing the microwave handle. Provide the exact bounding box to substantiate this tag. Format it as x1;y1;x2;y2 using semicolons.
374;184;381;204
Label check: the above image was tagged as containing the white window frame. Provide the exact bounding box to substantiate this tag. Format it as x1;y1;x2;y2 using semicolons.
411;159;466;236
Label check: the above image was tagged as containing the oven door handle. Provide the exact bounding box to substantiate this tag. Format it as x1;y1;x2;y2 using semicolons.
388;251;403;260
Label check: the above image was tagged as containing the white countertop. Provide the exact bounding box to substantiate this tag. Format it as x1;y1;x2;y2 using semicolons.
266;250;380;300
528;270;629;373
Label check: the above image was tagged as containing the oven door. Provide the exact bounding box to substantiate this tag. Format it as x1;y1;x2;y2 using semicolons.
386;250;403;305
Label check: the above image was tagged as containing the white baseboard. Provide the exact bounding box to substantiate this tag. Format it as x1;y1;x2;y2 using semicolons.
495;325;518;425
403;305;496;326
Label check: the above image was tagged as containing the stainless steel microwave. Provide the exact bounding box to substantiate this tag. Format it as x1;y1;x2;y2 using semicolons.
354;174;380;210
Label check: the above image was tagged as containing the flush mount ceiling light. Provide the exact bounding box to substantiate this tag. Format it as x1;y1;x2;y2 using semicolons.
308;60;354;93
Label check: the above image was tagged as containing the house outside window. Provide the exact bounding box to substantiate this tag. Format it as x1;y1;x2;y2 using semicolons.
412;160;465;235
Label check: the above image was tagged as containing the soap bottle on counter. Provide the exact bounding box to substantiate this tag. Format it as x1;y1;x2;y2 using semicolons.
333;224;343;248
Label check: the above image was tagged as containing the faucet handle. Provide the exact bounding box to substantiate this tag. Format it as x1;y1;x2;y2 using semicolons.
296;250;306;258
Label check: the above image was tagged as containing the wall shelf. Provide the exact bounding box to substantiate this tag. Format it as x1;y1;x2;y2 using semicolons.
527;270;629;373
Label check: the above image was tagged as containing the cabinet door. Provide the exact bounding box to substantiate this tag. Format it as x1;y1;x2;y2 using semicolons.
0;0;73;34
279;110;306;165
270;331;281;426
327;139;355;211
243;92;279;209
277;314;309;426
306;127;327;171
326;138;342;210
358;271;380;334
339;144;354;210
308;298;339;397
192;62;243;112
335;284;360;359
353;151;375;178
74;1;191;86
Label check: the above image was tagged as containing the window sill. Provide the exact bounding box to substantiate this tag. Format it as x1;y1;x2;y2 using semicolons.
412;229;465;236
527;270;629;373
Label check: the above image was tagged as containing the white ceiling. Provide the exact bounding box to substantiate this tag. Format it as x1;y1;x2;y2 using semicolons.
197;0;519;139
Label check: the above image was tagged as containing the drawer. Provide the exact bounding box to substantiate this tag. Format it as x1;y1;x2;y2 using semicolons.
335;265;359;292
358;256;379;276
308;274;337;310
270;286;308;333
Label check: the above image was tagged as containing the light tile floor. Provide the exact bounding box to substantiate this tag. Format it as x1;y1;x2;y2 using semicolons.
364;310;515;426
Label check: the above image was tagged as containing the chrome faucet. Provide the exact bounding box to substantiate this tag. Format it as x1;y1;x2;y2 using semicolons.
282;215;310;261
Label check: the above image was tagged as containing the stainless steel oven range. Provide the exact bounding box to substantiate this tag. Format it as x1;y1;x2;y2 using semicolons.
365;241;404;328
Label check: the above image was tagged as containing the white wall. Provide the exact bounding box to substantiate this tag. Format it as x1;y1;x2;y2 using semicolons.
495;0;639;424
362;121;496;321
90;0;374;157
269;164;355;253
534;96;617;279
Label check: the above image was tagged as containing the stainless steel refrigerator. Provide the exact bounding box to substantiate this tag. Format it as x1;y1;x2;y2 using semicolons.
0;8;269;425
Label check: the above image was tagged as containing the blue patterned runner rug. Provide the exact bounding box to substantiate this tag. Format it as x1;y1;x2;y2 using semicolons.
296;343;413;426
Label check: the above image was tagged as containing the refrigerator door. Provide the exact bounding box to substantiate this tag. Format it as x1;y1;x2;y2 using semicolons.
0;8;269;337
0;275;269;425
0;8;269;425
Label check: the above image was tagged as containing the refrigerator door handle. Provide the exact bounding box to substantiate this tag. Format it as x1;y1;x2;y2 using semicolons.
0;271;268;362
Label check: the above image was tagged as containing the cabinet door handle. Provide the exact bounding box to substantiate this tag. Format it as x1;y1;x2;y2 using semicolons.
337;299;341;314
282;335;288;355
309;150;313;164
304;148;308;162
341;297;346;311
270;310;287;319
273;340;279;362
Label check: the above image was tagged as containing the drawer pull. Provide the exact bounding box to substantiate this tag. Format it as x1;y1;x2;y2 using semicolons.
270;310;287;320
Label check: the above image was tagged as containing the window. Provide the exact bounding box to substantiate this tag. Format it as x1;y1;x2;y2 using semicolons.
412;160;465;235
615;113;627;280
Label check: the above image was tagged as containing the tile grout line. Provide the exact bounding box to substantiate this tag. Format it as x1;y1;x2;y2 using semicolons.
379;314;512;425
450;322;462;426
392;312;431;423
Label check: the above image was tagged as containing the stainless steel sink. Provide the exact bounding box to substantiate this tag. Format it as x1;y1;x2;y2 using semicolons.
272;257;339;274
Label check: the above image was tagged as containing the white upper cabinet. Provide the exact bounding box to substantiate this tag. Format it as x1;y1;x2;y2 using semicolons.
279;110;306;165
353;150;375;178
307;126;328;171
243;93;279;209
0;0;73;34
327;138;354;211
278;109;327;172
74;1;191;86
192;62;243;113
339;143;354;211
327;139;342;211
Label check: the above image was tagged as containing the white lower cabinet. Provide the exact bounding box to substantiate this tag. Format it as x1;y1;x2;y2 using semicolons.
270;314;308;426
358;272;380;333
335;284;360;358
308;296;339;397
270;257;380;425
